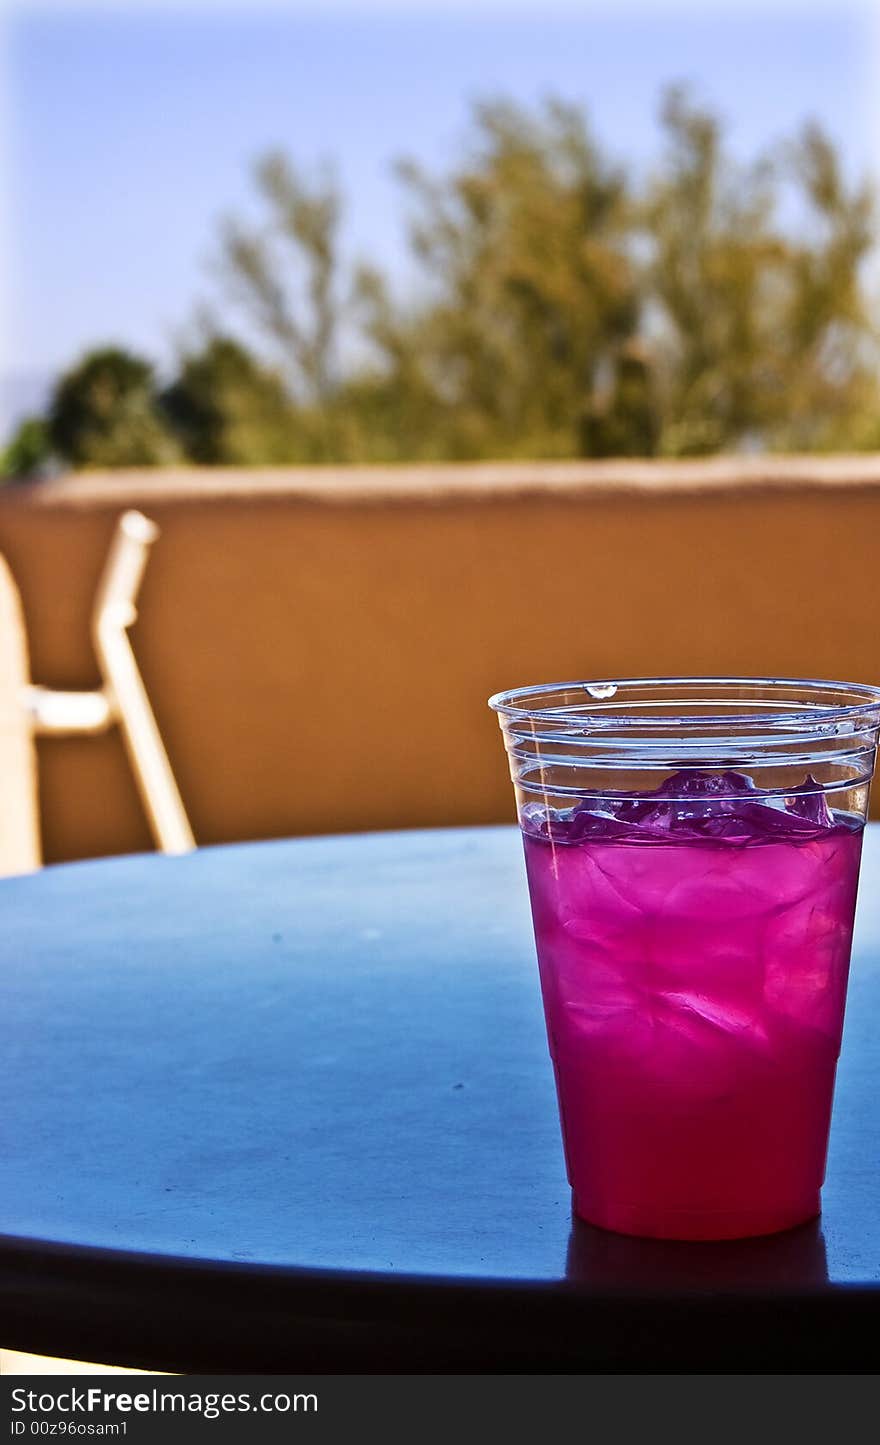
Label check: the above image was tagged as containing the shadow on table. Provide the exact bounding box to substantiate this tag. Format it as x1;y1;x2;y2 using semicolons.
564;1215;829;1290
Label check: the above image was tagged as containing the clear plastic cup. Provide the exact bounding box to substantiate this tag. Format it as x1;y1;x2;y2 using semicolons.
489;678;880;1240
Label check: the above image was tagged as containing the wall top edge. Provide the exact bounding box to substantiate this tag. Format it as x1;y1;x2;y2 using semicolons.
2;455;880;510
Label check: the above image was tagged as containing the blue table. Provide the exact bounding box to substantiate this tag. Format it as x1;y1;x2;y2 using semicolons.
3;828;880;1371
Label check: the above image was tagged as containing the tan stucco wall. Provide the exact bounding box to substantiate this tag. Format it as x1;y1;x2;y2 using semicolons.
1;457;879;863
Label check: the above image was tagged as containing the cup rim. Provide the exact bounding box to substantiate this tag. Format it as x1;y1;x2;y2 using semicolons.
488;676;880;730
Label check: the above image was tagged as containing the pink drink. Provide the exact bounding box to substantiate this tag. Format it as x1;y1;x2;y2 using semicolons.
521;771;863;1240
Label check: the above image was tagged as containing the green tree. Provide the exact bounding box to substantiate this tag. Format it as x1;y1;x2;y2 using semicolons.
580;343;660;458
647;88;787;454
218;154;341;405
161;337;300;464
212;92;878;464
370;99;643;458
1;416;54;480
647;89;879;455
49;348;177;467
28;90;876;477
771;123;880;450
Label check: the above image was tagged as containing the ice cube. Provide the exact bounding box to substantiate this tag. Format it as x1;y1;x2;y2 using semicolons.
525;769;837;846
784;775;833;827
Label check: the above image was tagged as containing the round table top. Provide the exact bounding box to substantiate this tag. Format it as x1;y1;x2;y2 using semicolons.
3;826;880;1372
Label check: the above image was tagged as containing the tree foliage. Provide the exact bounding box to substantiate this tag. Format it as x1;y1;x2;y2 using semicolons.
369;99;642;458
18;90;880;470
48;348;179;467
159;337;300;464
0;416;54;481
647;91;879;454
217;153;341;405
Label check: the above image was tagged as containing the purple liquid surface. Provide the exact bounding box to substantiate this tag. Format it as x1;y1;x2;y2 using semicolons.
521;771;863;1239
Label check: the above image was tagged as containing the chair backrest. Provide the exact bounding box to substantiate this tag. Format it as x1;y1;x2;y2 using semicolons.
0;555;40;875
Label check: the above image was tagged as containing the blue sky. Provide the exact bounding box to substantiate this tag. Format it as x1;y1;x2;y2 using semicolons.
1;1;877;434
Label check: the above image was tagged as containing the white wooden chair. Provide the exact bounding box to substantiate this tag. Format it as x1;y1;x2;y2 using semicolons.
0;510;194;876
